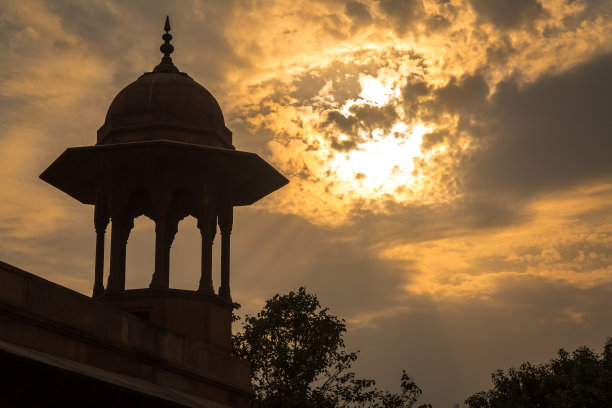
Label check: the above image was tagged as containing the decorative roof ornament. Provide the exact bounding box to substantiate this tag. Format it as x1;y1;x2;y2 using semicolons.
153;16;179;73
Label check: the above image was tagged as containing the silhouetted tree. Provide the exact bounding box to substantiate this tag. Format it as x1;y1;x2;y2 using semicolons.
462;338;612;408
232;287;430;408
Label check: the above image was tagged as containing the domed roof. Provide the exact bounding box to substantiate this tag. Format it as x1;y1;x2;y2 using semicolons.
97;19;233;149
41;16;289;212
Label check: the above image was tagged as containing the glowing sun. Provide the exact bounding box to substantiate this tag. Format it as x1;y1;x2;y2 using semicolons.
326;123;429;201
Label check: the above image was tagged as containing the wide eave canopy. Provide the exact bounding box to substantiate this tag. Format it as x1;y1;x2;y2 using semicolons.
40;140;289;207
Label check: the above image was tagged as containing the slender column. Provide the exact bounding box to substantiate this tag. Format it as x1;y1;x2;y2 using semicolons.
93;203;109;298
150;214;178;289
218;203;233;300
107;215;133;293
197;205;215;293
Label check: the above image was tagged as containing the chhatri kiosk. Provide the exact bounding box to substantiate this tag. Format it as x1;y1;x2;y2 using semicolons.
0;17;287;407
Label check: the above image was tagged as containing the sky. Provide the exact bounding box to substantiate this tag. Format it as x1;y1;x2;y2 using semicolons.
1;0;611;405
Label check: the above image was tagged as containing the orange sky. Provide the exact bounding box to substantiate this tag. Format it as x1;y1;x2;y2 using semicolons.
1;0;612;405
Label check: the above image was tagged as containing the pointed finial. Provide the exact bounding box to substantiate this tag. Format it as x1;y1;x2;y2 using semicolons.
153;15;179;73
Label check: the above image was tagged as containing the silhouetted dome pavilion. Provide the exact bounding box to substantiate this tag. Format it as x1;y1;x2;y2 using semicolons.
99;67;232;148
42;17;286;207
0;16;278;408
40;15;287;358
97;14;234;149
97;17;232;149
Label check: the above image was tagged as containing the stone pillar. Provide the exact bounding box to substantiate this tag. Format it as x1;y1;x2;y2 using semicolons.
107;215;133;293
218;203;233;300
197;203;216;293
93;202;109;298
150;213;178;289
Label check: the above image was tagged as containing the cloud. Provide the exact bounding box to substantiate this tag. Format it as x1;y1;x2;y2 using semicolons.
424;13;452;32
345;1;373;31
372;184;612;299
421;128;448;150
432;73;490;115
469;0;545;29
323;102;399;150
349;278;612;407
466;51;612;196
484;35;515;67
229;209;411;319
377;0;425;35
289;73;328;102
1;2;612;407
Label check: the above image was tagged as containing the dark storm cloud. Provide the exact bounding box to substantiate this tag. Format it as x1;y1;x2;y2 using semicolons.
468;0;545;29
401;72;491;127
403;77;429;98
433;73;490;114
467;51;612;196
325;110;358;134
348;103;399;131
421;129;448;150
330;135;360;152
323;103;399;151
424;13;451;32
485;35;515;67
289;73;327;102
345;1;373;30
553;0;612;35
343;197;525;249
402;75;430;117
393;50;612;204
377;0;425;35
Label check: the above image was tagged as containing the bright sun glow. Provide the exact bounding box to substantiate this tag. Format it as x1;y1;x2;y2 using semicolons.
326;123;429;200
359;74;399;106
262;63;447;223
320;70;430;202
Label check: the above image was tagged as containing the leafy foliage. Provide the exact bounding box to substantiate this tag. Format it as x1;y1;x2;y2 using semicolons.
463;338;612;408
232;287;430;408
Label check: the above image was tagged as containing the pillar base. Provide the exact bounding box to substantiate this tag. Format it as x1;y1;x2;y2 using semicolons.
98;288;233;352
92;284;105;299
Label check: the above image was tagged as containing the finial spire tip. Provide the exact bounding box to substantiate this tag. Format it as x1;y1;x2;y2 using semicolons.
153;15;179;73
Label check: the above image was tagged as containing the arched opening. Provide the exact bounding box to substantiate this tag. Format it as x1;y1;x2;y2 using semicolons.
125;215;155;289
170;215;201;290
